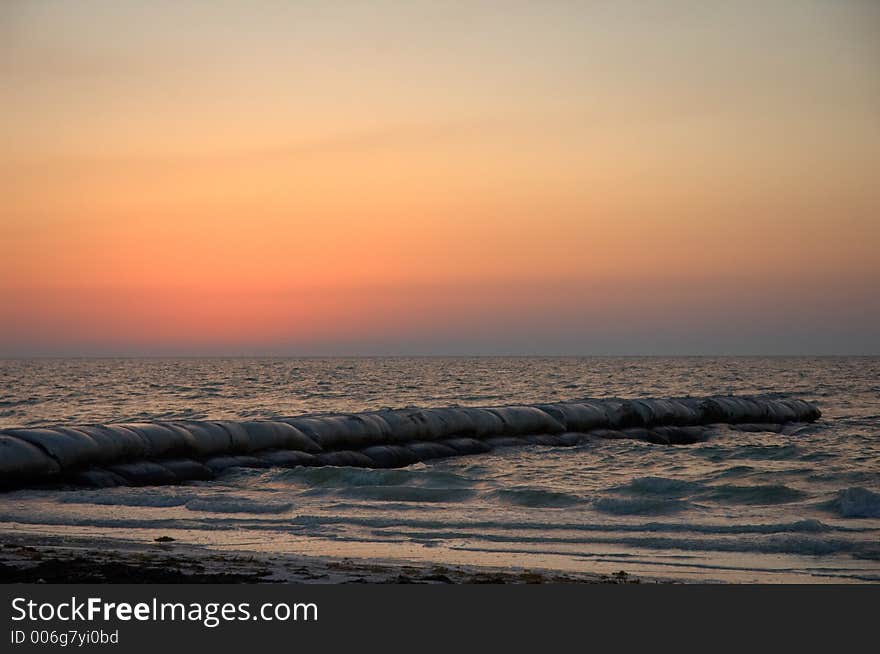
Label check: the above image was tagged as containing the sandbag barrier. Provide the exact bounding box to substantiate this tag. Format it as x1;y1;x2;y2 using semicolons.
0;395;820;490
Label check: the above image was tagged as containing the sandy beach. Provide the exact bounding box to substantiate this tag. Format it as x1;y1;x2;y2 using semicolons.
0;531;648;584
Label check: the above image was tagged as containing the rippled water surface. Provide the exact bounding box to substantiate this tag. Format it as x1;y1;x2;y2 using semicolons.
2;357;879;582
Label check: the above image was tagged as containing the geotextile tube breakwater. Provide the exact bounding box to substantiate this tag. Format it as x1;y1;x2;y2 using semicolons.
0;395;821;490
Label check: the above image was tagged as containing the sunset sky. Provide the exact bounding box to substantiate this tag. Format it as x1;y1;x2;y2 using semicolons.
1;0;878;355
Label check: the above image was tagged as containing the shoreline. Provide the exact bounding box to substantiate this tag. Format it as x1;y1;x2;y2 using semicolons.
0;532;653;584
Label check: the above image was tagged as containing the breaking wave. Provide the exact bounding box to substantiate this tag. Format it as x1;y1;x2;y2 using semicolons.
593;497;692;515
826;487;880;519
490;487;583;508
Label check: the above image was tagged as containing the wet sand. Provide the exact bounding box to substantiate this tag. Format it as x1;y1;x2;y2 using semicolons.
0;532;649;584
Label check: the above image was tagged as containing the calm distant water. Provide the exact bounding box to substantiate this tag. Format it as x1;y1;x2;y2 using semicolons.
1;357;879;582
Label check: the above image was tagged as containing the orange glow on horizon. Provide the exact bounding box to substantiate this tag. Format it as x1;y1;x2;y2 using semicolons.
1;1;879;354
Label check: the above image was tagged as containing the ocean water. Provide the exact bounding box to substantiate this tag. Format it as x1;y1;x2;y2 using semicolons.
1;356;879;583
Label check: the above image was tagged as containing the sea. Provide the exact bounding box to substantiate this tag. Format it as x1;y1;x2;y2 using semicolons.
1;356;878;583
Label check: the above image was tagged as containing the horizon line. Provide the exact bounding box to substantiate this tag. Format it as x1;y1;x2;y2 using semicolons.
2;353;878;360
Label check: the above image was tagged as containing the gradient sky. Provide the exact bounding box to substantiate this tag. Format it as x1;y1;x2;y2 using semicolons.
1;0;879;355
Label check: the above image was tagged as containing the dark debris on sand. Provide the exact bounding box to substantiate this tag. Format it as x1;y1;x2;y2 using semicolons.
327;561;643;584
0;543;269;584
0;540;646;584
